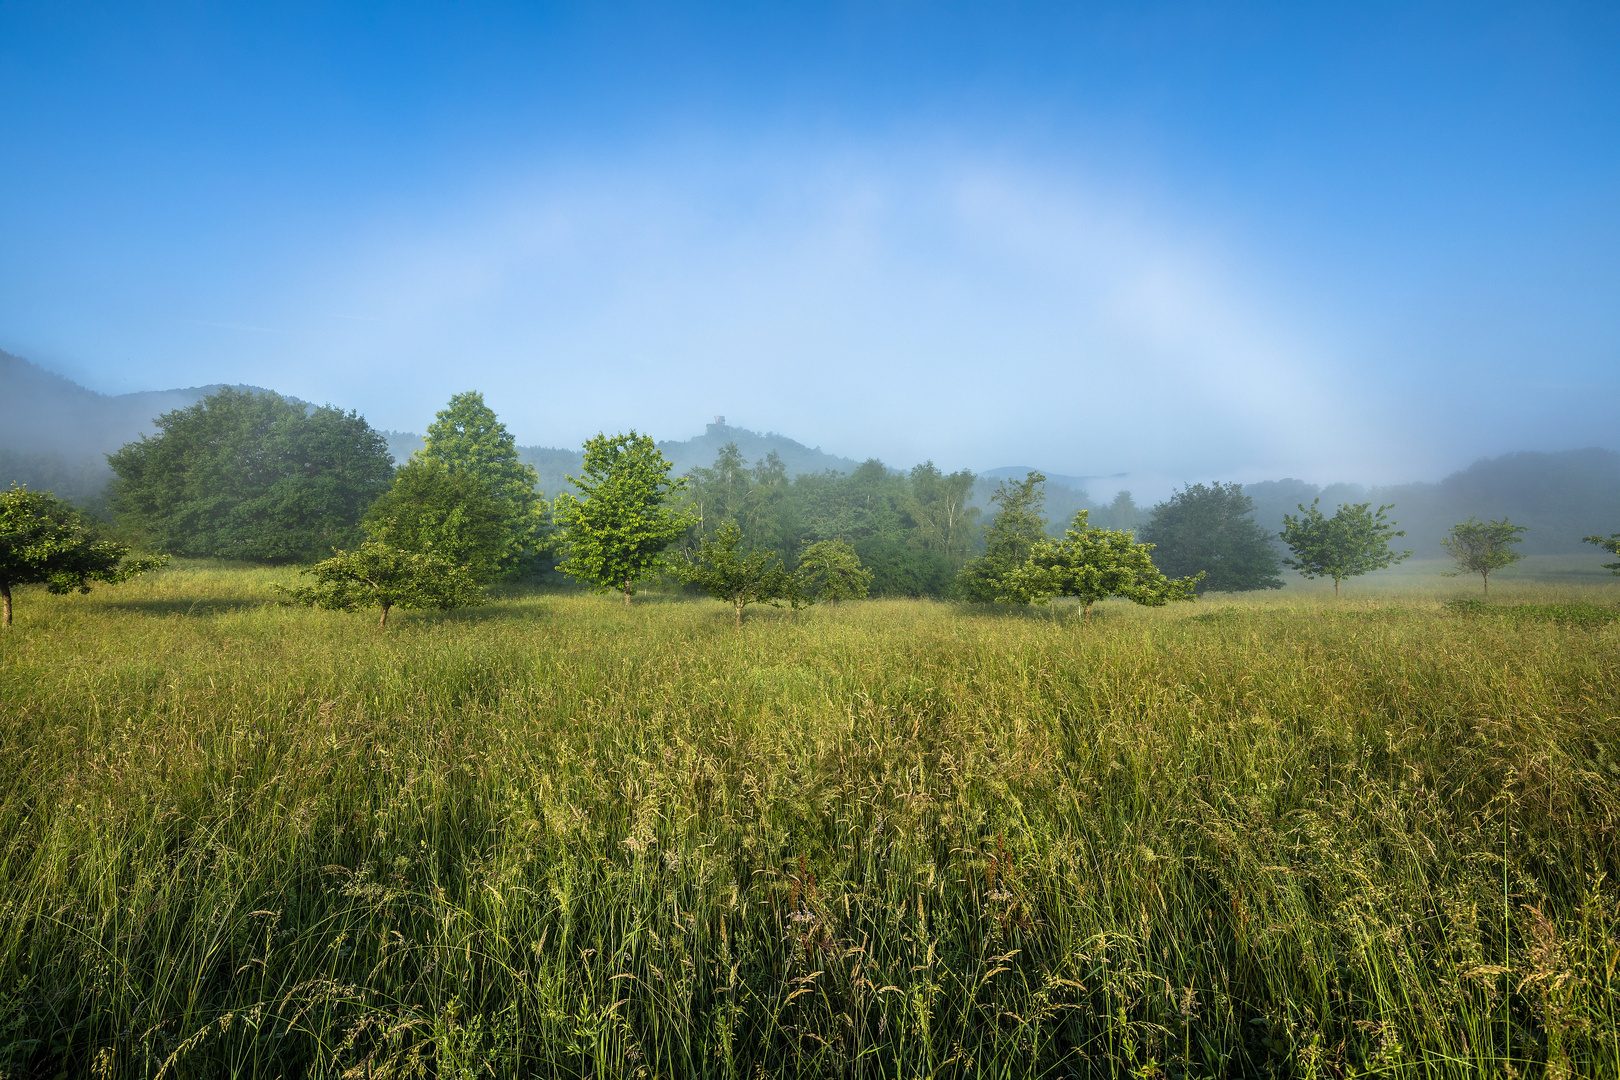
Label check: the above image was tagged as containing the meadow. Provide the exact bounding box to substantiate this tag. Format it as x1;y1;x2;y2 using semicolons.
2;563;1618;1078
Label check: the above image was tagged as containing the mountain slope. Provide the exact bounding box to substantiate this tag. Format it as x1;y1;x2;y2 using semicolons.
0;350;293;506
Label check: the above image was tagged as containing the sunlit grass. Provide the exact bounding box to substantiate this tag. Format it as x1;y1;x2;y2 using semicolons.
2;564;1618;1077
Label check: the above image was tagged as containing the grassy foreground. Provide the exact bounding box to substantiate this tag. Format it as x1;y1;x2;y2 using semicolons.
2;567;1619;1078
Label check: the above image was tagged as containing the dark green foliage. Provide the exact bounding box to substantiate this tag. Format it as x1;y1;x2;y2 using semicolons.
1010;509;1202;617
684;442;786;552
903;461;981;563
0;484;166;625
555;432;691;602
852;535;954;597
273;541;487;627
681;449;977;598
957;471;1047;602
794;539;871;604
1280;499;1413;595
674;521;801;625
415;392;548;574
1140;482;1283;593
363;459;510;583
1585;532;1620;574
107;388;393;561
1444;597;1620;626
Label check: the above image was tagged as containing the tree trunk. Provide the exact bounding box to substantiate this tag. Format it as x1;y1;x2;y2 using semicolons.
1483;572;1490;597
1;583;10;627
378;602;390;628
1333;578;1340;598
623;580;632;606
1083;600;1094;621
734;600;744;628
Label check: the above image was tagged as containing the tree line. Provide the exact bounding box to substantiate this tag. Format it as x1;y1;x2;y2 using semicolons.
4;387;1618;626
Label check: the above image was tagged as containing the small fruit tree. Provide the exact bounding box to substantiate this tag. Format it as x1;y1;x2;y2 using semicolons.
1441;517;1528;596
273;542;486;628
1007;510;1202;620
1;485;167;626
675;521;801;627
1279;500;1412;596
795;540;871;605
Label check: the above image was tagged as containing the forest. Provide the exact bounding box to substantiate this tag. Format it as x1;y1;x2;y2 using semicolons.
4;351;1619;599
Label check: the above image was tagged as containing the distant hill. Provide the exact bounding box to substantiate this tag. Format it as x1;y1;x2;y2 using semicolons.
5;352;1616;555
0;350;294;509
1245;448;1620;556
387;420;860;498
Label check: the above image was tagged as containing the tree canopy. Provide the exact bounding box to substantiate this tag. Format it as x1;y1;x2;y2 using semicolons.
1584;532;1620;575
795;539;871;604
675;520;800;626
1441;517;1528;595
1280;500;1412;595
1008;510;1201;619
555;431;691;602
1;484;166;625
956;471;1047;602
108;388;393;561
273;541;486;628
415;391;547;574
363;458;509;583
1139;482;1283;593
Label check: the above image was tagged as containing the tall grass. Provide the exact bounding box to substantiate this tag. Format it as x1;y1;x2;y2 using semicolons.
1;565;1618;1077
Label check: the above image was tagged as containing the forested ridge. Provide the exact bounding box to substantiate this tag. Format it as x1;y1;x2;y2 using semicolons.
4;351;1619;586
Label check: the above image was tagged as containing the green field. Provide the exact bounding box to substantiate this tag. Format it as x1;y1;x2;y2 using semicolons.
2;565;1619;1077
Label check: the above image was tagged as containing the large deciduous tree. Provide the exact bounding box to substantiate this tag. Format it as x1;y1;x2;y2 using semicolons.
1441;517;1528;595
554;431;691;603
956;471;1047;602
1008;510;1202;619
905;461;981;564
414;391;548;574
1584;532;1620;575
795;539;871;605
675;521;800;626
273;541;486;628
1;485;166;626
1279;500;1412;596
1139;482;1283;593
108;388;393;561
363;459;509;583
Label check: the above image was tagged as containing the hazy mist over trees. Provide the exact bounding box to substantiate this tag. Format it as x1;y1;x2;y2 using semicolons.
2;351;1619;591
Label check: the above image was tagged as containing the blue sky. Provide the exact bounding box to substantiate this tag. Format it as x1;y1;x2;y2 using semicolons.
2;2;1616;494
